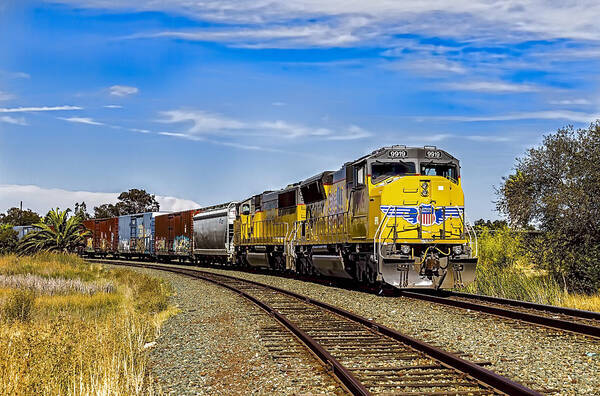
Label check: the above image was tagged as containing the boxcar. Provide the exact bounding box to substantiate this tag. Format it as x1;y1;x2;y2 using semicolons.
154;209;200;260
118;212;168;257
82;217;118;256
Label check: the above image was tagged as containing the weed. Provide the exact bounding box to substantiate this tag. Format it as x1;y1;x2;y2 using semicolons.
2;289;35;322
0;252;174;395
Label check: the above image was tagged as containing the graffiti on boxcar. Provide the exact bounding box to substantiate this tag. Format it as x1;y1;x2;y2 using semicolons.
155;238;167;253
173;235;191;254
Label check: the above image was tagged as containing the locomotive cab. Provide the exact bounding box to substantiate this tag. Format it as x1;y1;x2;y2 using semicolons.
365;146;477;288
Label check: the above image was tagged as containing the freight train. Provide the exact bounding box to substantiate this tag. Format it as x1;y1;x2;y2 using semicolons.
82;146;478;289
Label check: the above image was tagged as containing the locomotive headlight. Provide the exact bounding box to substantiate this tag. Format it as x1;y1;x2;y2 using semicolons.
421;182;429;197
400;244;411;255
452;245;463;255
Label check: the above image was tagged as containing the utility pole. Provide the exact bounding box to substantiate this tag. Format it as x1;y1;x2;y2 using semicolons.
20;201;23;226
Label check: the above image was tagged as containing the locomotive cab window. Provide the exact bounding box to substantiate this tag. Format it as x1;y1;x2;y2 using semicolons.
420;163;458;182
241;204;250;215
371;161;416;183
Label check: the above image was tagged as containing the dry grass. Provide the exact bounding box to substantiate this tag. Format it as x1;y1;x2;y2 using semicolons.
0;253;175;396
0;273;114;295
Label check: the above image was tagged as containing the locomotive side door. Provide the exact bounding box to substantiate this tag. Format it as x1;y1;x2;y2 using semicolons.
348;161;368;238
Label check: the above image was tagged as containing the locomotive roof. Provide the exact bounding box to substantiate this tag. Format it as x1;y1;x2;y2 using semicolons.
345;145;458;166
240;145;458;203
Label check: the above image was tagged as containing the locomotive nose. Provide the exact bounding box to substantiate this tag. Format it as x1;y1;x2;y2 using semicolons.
379;176;421;207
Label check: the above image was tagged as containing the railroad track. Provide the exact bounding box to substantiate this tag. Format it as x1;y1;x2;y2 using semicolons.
90;259;540;396
400;290;600;339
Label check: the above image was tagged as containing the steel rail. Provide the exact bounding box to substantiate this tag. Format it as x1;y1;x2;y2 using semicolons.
401;291;600;338
94;260;368;395
448;290;600;321
91;259;541;396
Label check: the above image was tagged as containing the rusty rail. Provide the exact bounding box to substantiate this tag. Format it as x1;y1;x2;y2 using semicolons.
401;290;600;338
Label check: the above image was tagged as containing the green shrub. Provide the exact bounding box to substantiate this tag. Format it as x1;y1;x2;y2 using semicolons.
0;224;18;255
476;226;522;268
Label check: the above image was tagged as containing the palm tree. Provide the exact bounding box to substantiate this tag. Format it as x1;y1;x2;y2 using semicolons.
18;208;90;255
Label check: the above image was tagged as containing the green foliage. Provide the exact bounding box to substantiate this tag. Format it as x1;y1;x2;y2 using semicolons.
2;289;35;322
496;121;600;294
0;207;41;226
0;224;18;254
473;218;508;231
93;188;160;218
18;209;90;255
465;225;565;304
476;226;522;268
73;201;90;221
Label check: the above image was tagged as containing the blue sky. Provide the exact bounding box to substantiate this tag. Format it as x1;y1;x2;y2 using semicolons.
1;1;599;219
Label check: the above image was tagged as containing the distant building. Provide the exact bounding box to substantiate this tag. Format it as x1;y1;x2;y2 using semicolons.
13;225;38;239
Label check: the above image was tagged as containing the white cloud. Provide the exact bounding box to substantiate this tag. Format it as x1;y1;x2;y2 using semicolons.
58;117;104;126
326;125;371;140
466;135;511;142
418;110;600;123
272;102;286;106
109;85;139;96
126;18;372;48
384;58;466;75
104;104;123;108
442;81;541;93
408;133;511;143
0;184;201;215
0;91;14;101
158;109;371;141
160;110;244;133
0;116;27;126
57;0;600;47
549;99;592;105
0;106;82;113
0;70;29;79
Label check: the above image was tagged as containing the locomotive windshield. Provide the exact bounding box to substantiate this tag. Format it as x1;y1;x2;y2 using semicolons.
420;162;458;182
371;161;416;183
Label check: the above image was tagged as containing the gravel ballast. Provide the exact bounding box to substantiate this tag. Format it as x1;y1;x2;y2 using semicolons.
182;266;600;396
112;266;346;395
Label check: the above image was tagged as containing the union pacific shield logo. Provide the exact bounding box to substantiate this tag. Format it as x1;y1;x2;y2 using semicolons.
419;204;435;226
380;205;464;225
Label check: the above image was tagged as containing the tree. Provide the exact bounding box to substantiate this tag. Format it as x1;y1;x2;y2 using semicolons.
497;121;600;293
115;189;160;214
18;208;90;255
74;201;90;220
0;224;18;254
473;219;508;231
0;207;41;226
93;189;160;218
94;203;119;218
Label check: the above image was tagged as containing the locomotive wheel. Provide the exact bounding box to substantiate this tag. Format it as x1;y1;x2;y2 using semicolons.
365;259;378;285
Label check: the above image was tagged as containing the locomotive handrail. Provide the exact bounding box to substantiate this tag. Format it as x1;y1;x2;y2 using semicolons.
240;219;289;244
451;205;478;258
299;211;350;244
225;202;238;255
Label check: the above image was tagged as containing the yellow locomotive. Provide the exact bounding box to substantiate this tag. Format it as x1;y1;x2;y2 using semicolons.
235;146;477;289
